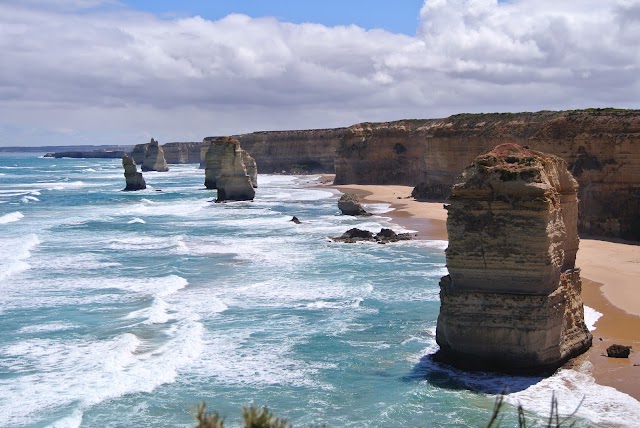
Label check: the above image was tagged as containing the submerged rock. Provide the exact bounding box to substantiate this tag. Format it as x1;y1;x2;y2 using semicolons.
606;344;632;358
141;138;169;172
435;143;592;371
337;193;370;216
202;137;256;202
122;155;146;191
291;216;301;224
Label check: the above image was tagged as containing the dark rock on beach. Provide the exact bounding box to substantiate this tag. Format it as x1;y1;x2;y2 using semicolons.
337;193;370;216
606;344;632;358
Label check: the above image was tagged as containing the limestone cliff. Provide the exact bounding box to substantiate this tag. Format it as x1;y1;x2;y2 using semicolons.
141;139;169;172
122;155;146;191
334;121;432;185
436;143;592;371
334;109;640;240
202;137;255;201
162;142;201;164
233;128;346;174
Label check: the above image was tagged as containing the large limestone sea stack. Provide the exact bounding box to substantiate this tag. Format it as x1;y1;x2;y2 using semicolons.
436;143;592;371
122;155;146;191
202;136;256;202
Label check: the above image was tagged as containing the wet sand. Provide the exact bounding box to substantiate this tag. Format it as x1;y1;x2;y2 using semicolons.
327;178;640;401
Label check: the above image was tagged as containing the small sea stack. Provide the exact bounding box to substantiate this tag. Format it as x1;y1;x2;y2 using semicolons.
122;155;146;191
202;136;256;202
435;143;592;371
141;138;169;172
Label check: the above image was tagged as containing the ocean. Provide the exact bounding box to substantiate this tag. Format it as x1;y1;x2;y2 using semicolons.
1;153;639;428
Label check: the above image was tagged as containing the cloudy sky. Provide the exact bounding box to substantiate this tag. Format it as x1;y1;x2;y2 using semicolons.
1;0;638;147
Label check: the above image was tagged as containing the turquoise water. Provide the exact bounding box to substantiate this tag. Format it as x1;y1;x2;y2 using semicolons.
1;154;638;427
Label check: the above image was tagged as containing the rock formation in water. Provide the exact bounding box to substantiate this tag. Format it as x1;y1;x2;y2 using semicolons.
130;143;147;165
334;109;640;240
332;228;412;243
435;143;592;371
122;155;146;191
337;193;369;216
202;137;255;201
140;138;169;172
241;149;258;188
200;128;346;174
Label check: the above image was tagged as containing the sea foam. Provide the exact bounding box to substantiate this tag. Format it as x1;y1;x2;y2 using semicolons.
0;211;24;224
0;233;39;281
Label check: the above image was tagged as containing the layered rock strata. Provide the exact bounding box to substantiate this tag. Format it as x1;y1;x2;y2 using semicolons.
435;143;592;371
202;137;255;201
233;128;346;174
334;109;640;240
162;142;201;164
141;138;169;172
122;155;146;191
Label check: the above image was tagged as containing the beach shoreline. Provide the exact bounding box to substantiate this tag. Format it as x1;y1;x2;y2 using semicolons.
323;176;640;401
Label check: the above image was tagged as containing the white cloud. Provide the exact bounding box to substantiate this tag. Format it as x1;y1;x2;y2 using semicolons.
0;0;637;146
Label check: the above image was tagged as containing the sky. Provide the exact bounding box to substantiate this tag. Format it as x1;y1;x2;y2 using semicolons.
0;0;638;147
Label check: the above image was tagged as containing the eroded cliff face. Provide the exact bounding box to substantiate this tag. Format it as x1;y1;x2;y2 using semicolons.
436;144;592;371
334;110;640;240
162;142;201;164
234;128;346;174
334;120;436;185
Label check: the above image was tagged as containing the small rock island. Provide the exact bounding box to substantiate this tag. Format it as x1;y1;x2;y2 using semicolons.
122;155;146;191
436;143;592;371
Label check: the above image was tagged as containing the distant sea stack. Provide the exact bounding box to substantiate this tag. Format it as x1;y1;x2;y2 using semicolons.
122;155;146;191
202;136;256;202
435;143;592;371
140;138;169;172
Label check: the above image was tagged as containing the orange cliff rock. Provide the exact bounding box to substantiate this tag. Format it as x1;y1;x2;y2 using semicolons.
435;143;592;371
334;109;640;240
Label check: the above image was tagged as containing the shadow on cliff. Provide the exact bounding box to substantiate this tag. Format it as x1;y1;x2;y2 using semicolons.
403;353;548;394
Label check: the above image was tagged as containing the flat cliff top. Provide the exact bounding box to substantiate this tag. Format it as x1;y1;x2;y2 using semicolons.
347;108;640;136
472;143;552;183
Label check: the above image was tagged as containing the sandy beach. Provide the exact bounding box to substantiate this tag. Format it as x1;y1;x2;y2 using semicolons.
329;179;640;401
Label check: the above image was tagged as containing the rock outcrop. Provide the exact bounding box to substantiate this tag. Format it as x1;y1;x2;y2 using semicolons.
337;193;369;216
140;138;169;172
130;143;147;165
435;143;592;371
202;137;256;201
229;128;346;174
332;228;412;243
241;150;258;188
122;155;146;191
334;109;640;240
606;344;632;358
